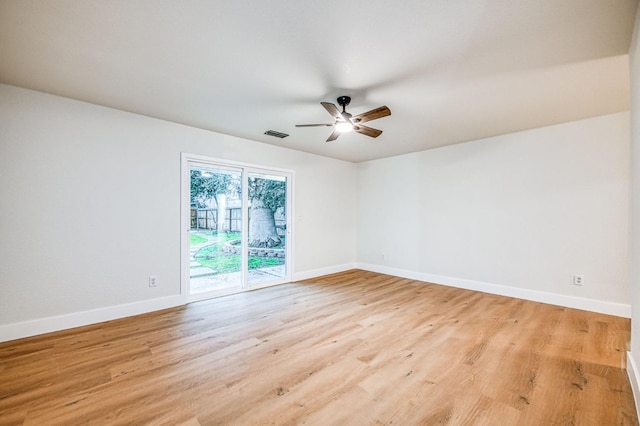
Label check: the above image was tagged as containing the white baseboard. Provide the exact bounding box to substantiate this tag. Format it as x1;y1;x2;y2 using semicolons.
628;352;640;416
357;263;631;318
0;295;185;343
293;263;357;282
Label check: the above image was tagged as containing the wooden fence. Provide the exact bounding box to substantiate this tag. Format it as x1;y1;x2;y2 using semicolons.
190;208;242;231
190;207;286;235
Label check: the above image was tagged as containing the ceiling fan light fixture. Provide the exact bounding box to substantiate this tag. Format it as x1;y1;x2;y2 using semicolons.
335;121;354;133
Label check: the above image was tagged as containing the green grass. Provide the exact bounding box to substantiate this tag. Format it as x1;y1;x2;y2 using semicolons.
248;257;283;269
192;231;284;274
190;233;209;245
195;245;240;273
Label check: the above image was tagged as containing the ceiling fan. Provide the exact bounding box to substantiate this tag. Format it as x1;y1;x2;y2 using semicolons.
296;96;391;142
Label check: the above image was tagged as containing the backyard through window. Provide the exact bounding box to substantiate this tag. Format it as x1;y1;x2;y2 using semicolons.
188;163;289;296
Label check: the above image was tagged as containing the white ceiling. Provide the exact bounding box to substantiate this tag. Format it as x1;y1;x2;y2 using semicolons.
1;1;638;163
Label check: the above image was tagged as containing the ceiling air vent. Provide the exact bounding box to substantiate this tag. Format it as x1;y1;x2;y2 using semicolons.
264;130;289;139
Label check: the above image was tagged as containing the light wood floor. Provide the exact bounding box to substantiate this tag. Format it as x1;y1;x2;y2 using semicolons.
1;270;637;425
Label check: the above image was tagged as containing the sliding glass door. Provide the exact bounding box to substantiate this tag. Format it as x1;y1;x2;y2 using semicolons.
188;163;244;296
246;172;288;286
182;154;292;301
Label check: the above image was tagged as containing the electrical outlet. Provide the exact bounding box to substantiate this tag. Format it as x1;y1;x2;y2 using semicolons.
149;275;157;287
572;274;584;286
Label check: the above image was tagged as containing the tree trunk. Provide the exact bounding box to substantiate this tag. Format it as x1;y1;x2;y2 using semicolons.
216;193;227;233
248;198;281;247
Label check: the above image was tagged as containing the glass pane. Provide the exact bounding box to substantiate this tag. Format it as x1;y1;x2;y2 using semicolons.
247;172;287;286
189;165;243;295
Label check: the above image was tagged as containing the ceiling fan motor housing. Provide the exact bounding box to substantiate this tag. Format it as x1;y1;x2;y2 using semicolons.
337;95;351;108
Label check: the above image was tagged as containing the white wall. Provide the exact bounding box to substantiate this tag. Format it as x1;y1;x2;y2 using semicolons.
357;112;630;316
628;4;640;406
0;84;357;340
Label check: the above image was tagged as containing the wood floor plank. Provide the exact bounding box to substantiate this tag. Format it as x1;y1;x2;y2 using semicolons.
0;270;636;425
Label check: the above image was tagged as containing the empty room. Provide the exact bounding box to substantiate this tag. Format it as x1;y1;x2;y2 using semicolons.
2;1;640;424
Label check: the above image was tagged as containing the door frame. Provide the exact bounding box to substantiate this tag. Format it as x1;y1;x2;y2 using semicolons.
180;153;294;302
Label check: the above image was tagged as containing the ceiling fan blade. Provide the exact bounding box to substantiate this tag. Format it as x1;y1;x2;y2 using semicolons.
321;102;341;120
295;123;334;127
326;128;341;142
353;124;383;138
352;105;391;124
322;100;352;125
